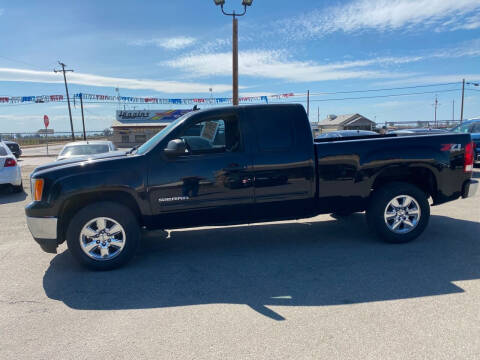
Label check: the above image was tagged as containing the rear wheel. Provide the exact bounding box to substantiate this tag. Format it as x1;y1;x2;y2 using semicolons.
66;201;140;270
12;181;23;193
366;182;430;243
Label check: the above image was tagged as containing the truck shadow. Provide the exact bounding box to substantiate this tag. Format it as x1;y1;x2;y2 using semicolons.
0;189;27;204
43;214;480;321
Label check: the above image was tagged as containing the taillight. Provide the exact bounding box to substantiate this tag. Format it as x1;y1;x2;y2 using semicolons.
4;158;16;167
32;179;44;201
464;141;474;173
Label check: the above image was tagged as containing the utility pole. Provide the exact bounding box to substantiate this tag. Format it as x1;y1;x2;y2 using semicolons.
434;95;438;128
54;61;75;140
79;93;86;140
452;100;455;122
307;90;310;121
460;78;465;123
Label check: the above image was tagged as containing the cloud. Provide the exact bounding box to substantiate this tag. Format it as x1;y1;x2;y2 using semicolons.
163;39;480;84
163;50;411;83
0;67;233;93
130;36;196;50
280;0;480;38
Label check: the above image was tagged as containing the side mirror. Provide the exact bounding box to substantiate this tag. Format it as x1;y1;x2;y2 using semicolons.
164;139;186;156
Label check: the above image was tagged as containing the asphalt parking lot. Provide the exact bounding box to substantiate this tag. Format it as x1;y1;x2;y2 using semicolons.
1;157;479;359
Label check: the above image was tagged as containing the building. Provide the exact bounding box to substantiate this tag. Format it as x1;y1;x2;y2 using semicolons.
111;109;191;147
314;114;376;134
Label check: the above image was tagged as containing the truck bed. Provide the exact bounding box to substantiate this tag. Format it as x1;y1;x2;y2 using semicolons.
314;132;472;213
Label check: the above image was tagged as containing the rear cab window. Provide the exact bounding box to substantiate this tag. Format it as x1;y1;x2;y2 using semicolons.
252;109;295;152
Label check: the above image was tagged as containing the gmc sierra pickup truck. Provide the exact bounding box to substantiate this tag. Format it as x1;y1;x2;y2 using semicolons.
25;104;478;270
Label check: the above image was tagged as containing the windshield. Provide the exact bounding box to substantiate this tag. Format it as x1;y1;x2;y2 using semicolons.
136;114;189;155
60;144;110;156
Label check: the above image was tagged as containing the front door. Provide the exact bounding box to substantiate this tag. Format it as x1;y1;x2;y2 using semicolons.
147;113;254;228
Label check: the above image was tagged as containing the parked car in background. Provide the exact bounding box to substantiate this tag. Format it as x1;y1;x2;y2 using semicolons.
0;141;22;192
389;128;449;135
316;130;378;139
57;141;116;161
451;119;480;165
3;140;22;158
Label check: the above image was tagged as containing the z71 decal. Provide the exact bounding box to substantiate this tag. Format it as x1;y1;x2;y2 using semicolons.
440;144;462;152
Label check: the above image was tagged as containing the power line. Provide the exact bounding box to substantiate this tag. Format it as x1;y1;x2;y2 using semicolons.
1;87;463;107
307;82;461;96
271;88;461;103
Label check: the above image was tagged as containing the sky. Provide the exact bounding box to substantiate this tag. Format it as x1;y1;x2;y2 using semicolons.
0;0;479;133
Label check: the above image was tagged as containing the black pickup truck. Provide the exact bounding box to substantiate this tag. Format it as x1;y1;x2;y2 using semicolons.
25;104;478;270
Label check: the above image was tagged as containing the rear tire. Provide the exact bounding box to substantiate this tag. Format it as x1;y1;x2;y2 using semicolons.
366;182;430;243
12;181;23;193
66;201;140;270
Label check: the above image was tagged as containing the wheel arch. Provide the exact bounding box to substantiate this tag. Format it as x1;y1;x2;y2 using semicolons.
57;190;143;245
371;165;438;200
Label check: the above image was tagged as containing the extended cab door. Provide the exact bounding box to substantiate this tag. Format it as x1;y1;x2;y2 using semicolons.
147;109;254;228
247;105;316;221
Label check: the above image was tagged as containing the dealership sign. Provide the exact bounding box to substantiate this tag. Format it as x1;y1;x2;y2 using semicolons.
116;110;191;123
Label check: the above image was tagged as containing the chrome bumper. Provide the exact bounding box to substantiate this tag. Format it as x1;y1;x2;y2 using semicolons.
463;179;479;198
26;216;57;239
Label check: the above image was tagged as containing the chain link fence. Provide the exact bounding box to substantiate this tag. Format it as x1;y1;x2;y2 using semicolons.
0;130;113;146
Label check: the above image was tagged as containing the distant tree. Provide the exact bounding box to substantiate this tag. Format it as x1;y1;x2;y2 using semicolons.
15;133;23;139
103;128;113;137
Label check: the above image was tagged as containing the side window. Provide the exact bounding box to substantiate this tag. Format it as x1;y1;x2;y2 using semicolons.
254;110;294;152
471;123;480;133
179;116;241;154
453;123;472;133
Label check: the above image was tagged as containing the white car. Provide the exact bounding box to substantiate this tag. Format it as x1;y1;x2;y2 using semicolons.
57;141;116;161
0;141;22;192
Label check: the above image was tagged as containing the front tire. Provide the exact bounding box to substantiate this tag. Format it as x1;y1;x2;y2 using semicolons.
66;201;140;270
366;182;430;243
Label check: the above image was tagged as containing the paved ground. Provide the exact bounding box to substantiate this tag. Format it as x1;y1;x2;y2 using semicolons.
1;158;479;359
20;144;64;157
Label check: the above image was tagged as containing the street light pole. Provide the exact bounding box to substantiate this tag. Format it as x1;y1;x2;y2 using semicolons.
232;15;239;105
460;79;480;123
213;0;253;106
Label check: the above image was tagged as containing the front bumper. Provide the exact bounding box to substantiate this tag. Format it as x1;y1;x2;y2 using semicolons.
26;216;58;253
462;179;479;199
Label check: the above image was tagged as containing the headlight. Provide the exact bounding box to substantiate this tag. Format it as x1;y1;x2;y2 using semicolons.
31;178;44;201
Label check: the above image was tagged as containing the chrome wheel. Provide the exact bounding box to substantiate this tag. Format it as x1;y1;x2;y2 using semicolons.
384;195;421;234
79;217;126;261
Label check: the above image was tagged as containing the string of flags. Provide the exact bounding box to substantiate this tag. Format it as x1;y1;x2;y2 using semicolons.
0;92;295;105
